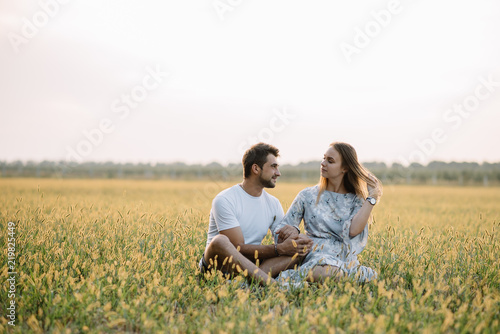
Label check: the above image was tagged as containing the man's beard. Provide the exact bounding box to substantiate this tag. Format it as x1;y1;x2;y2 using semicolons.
259;174;276;188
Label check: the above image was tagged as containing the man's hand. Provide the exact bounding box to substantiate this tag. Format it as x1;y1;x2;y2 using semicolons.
276;234;313;257
275;225;299;243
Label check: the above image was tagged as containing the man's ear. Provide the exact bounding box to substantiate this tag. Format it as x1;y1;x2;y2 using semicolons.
252;164;260;175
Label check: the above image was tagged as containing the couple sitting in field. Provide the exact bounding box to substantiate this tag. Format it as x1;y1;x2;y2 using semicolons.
199;142;382;286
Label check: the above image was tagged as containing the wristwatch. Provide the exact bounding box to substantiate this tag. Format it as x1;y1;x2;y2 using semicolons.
366;197;377;205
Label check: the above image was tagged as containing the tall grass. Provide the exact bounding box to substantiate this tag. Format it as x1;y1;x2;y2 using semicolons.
1;179;499;333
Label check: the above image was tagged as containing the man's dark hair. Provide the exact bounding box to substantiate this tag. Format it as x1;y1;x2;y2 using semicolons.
242;143;279;178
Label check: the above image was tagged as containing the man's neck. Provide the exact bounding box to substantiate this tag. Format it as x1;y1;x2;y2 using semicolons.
240;179;264;197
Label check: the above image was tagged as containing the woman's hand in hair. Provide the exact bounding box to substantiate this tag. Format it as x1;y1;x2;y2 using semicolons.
367;174;382;200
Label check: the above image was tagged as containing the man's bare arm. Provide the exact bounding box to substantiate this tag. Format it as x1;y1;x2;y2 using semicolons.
220;227;312;261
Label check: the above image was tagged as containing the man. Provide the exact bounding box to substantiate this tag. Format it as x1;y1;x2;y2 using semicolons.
199;143;313;286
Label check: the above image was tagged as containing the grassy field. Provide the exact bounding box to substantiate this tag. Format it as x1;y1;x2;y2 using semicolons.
1;178;499;333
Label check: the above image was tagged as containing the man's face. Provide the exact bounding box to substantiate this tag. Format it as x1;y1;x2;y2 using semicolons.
258;154;281;188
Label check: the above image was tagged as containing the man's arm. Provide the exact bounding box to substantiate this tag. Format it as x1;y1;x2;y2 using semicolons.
220;226;312;261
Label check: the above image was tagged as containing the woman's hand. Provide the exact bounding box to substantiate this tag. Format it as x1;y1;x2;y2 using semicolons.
275;225;299;243
276;234;314;257
367;174;382;200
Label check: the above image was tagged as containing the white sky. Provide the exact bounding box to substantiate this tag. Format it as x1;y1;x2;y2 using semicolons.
1;0;499;166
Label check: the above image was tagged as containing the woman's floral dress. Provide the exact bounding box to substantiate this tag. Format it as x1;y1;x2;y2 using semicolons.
274;185;377;283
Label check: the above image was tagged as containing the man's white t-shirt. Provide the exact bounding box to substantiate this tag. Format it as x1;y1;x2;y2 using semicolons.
205;184;284;247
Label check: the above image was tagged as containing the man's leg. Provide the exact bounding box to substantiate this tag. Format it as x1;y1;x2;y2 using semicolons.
204;234;274;286
259;255;304;278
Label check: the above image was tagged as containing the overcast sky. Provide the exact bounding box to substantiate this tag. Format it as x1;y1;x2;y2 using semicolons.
1;0;499;166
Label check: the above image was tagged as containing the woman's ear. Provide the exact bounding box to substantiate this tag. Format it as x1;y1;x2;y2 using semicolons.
341;164;348;174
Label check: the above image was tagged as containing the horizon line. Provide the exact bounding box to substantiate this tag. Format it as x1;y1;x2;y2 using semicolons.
1;158;499;168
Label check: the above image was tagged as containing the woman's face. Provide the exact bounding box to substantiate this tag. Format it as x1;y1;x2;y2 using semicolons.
321;146;346;180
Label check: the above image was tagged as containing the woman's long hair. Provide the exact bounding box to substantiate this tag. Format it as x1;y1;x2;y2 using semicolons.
316;142;382;203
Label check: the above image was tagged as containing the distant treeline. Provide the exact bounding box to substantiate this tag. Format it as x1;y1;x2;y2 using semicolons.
1;160;500;186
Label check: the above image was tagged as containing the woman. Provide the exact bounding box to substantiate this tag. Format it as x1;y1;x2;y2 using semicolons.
274;142;382;283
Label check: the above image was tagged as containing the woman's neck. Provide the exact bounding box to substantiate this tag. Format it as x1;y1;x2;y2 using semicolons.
326;178;347;194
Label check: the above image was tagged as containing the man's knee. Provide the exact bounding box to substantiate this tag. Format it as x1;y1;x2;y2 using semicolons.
209;234;231;251
205;234;234;260
204;234;237;272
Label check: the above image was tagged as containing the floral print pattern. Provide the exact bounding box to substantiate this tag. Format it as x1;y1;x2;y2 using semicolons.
274;185;377;283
